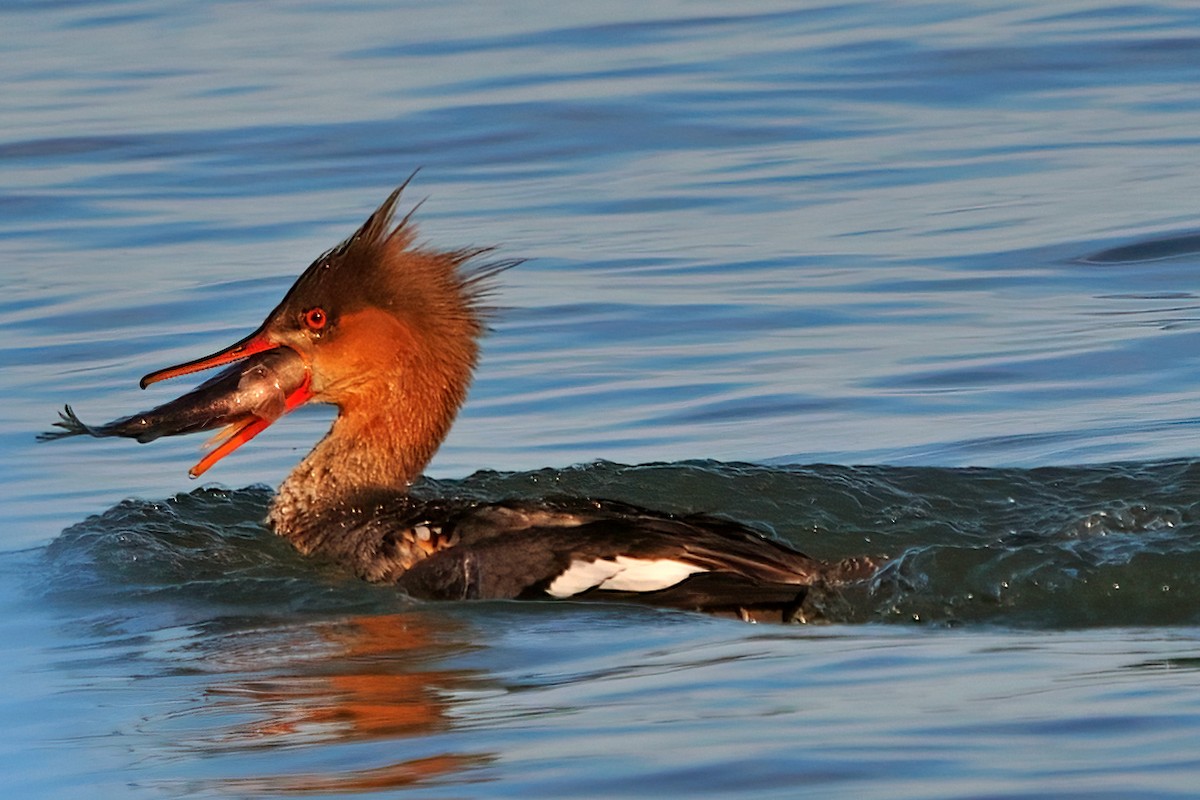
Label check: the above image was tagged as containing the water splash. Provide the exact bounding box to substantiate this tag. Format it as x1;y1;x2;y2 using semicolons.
37;460;1200;629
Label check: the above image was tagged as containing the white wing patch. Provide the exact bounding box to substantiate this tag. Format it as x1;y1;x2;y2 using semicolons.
546;556;706;598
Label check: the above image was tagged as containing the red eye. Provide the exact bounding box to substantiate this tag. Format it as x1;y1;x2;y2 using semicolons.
302;307;327;331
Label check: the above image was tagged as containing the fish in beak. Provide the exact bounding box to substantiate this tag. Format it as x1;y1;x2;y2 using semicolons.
41;345;311;478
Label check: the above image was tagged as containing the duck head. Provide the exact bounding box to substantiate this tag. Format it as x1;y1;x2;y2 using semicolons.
46;179;514;488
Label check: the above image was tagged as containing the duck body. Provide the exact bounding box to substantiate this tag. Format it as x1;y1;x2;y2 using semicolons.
278;491;876;621
43;179;879;622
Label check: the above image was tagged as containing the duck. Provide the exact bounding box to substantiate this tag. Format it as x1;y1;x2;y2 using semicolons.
43;178;879;622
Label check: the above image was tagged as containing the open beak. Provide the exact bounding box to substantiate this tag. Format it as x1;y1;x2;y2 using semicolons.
41;341;312;478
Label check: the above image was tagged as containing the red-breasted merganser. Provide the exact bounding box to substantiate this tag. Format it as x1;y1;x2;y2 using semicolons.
43;180;878;622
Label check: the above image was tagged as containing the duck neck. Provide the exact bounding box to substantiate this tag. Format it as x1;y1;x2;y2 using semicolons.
267;389;457;551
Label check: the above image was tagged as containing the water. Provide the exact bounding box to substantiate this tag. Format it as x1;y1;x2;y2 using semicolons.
4;1;1200;796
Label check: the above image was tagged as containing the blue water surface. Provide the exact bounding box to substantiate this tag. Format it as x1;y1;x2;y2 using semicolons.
4;1;1200;797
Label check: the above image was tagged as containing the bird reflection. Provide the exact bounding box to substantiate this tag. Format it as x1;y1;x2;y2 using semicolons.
195;610;495;794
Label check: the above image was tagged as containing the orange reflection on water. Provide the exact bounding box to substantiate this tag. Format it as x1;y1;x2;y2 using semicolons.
219;753;493;796
202;610;494;794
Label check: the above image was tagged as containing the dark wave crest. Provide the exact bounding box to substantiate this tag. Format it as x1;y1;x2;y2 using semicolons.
40;460;1200;629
